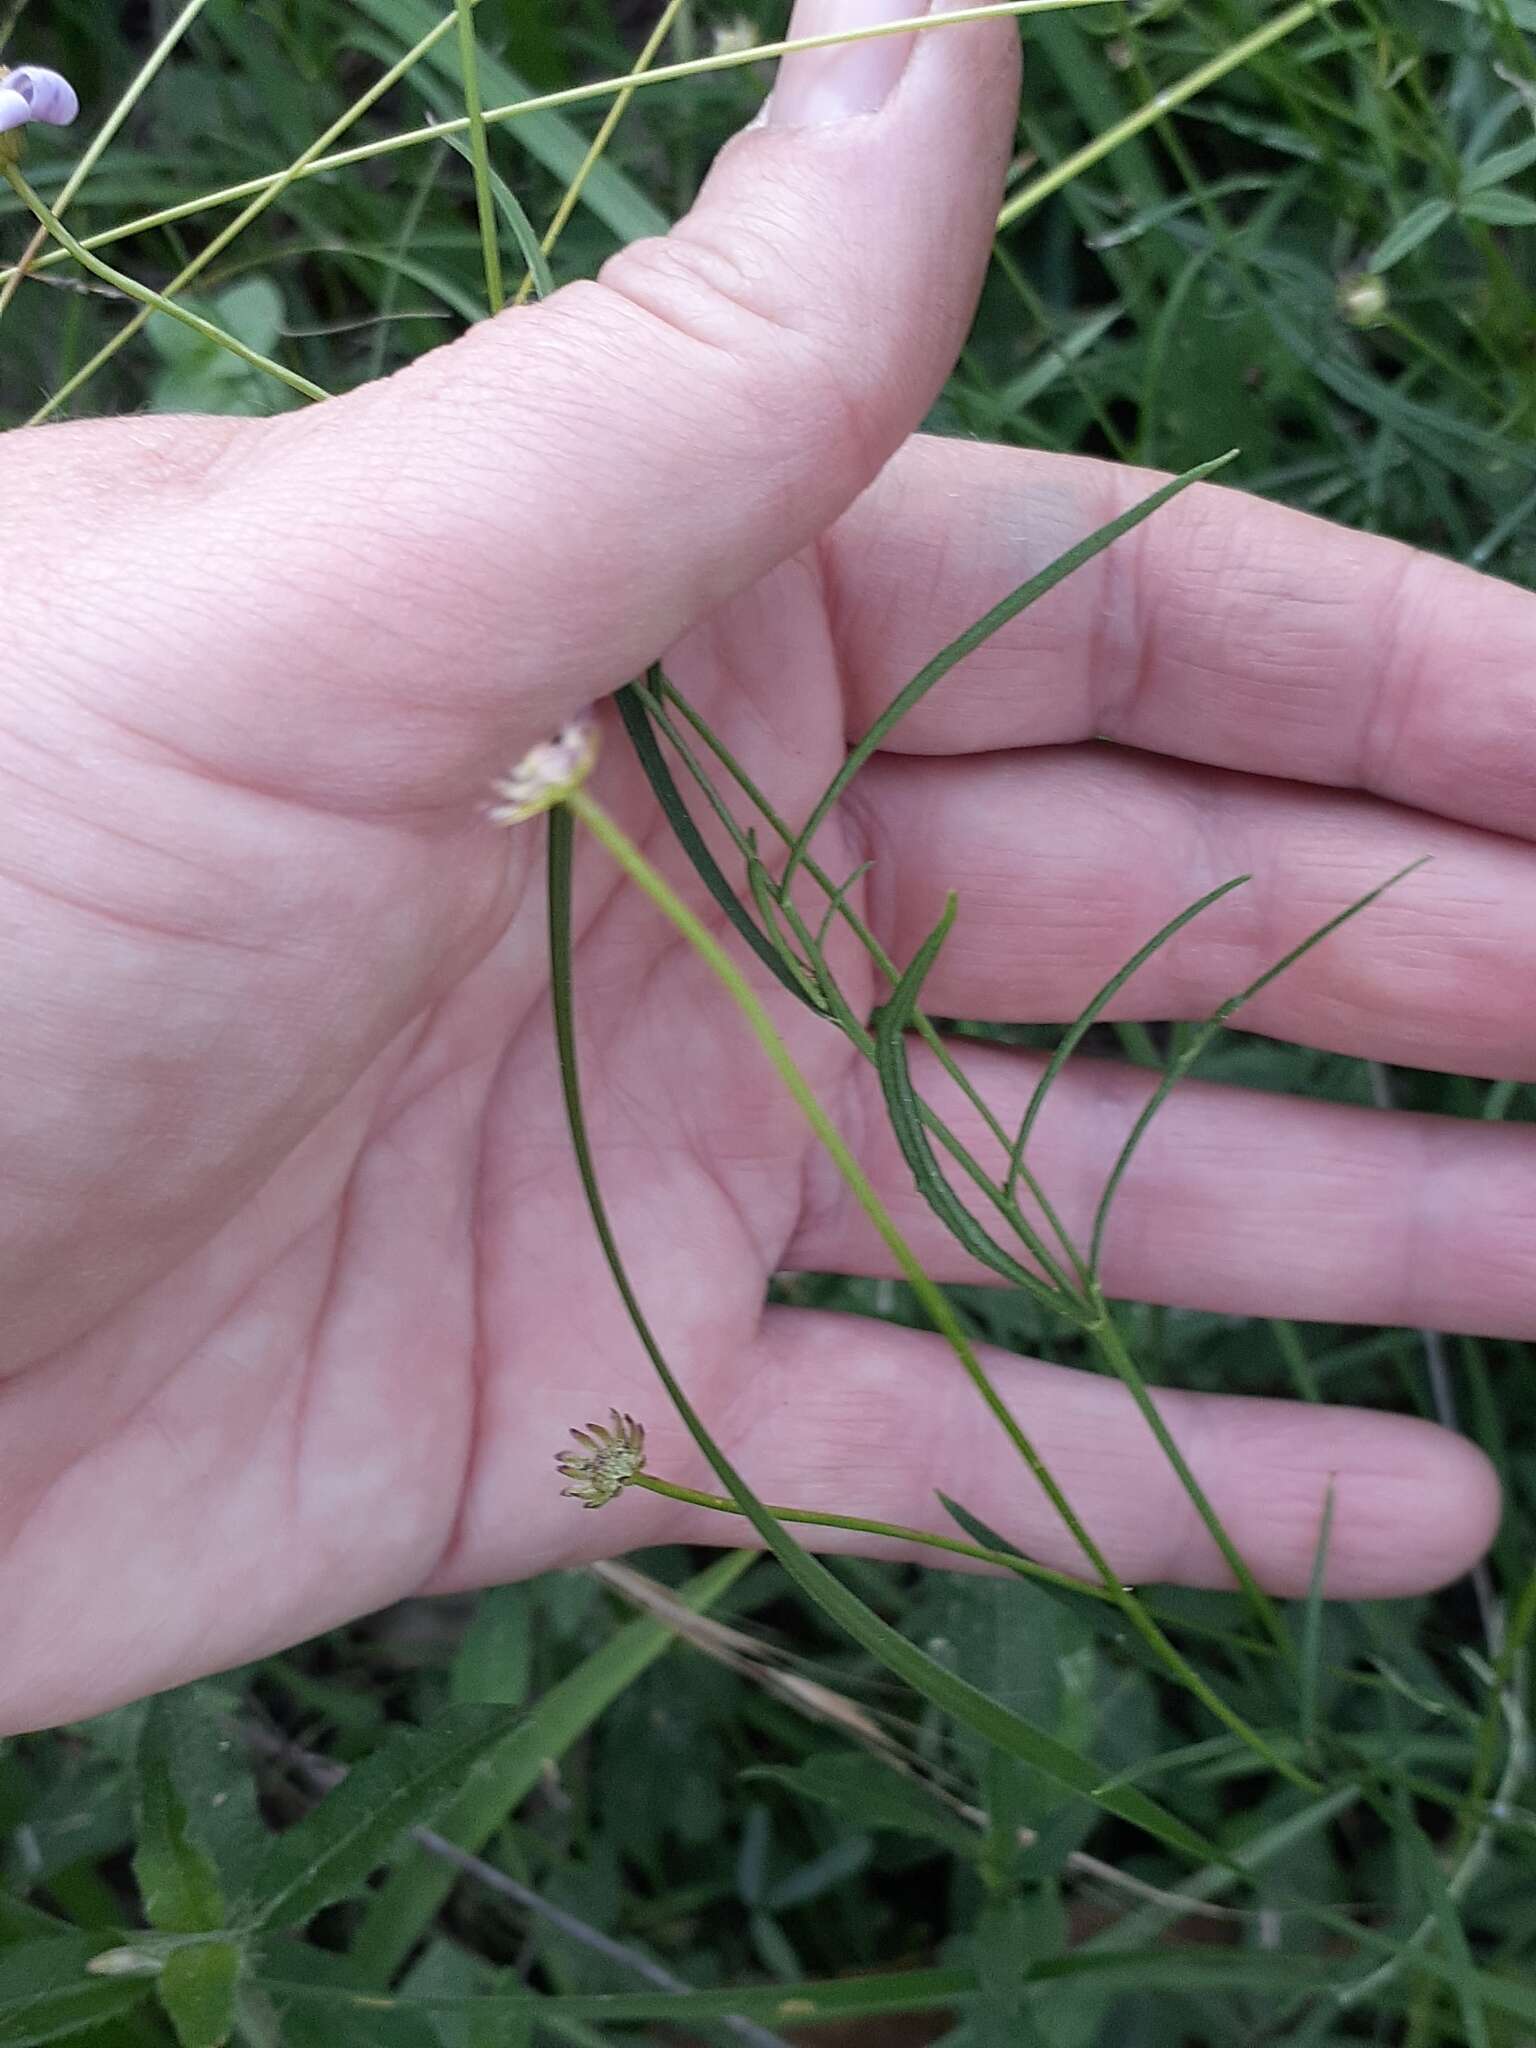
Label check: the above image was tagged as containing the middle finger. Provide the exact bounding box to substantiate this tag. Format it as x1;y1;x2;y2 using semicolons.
845;742;1536;1080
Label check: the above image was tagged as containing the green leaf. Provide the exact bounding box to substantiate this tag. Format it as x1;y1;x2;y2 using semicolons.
1297;1480;1335;1757
1005;876;1250;1199
156;1943;241;2048
155;1691;268;1920
616;680;825;1014
0;1939;151;2047
1412;1824;1491;2048
1461;187;1536;227
1465;135;1536;190
872;900;1043;1293
133;1700;227;1935
549;816;1218;1872
248;1706;527;1932
214;278;284;354
782;455;1237;888
746;1755;979;1856
259;1966;978;2032
450;1585;532;1708
1369;198;1452;271
350;1549;755;1980
1089;862;1429;1275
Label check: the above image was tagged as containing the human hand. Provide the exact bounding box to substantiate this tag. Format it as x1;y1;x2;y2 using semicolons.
0;0;1513;1735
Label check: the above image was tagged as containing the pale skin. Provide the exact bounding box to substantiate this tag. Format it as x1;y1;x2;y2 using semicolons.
0;0;1524;1735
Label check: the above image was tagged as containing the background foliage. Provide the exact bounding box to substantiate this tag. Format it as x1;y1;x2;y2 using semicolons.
1;1;1535;2042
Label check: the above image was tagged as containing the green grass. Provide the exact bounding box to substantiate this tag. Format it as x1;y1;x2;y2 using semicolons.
2;2;1535;2043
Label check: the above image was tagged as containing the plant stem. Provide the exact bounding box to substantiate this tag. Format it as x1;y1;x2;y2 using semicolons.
1;163;326;404
566;786;1318;1793
0;0;1116;294
997;0;1344;229
632;1472;1120;1602
513;0;687;307
25;2;466;422
0;0;217;325
453;0;504;314
1089;1307;1293;1664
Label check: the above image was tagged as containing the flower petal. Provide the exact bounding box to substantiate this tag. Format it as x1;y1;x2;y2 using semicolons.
3;67;79;127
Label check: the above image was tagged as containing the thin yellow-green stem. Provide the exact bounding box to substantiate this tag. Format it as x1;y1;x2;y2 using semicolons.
632;1473;1118;1601
1;163;327;403
997;0;1342;229
453;0;504;313
513;0;687;308
26;3;467;424
0;0;216;323
1090;1307;1292;1662
0;0;1116;291
567;787;1317;1793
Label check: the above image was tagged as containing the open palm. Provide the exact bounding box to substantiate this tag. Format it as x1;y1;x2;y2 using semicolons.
0;2;1516;1734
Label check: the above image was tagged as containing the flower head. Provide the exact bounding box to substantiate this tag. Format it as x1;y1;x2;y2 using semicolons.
1337;270;1389;330
0;66;80;138
488;710;599;826
555;1410;646;1509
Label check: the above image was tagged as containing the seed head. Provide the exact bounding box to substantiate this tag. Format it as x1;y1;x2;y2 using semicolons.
555;1410;647;1509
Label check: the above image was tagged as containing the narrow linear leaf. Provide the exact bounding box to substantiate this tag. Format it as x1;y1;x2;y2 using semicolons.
258;1964;979;2031
1461;188;1536;227
568;792;1313;1792
744;1756;979;1857
1089;862;1429;1274
1297;1480;1335;1756
616;680;825;1013
258;1948;1365;2028
1412;1824;1492;2048
1006;877;1250;1198
1369;197;1452;271
783;454;1237;886
370;37;553;300
872;904;1046;1294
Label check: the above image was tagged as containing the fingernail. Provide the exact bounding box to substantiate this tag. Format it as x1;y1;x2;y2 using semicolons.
768;0;929;127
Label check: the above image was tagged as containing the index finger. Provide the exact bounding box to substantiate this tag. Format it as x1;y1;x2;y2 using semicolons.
824;434;1536;838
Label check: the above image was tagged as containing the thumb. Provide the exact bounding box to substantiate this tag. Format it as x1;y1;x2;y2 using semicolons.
122;0;1020;809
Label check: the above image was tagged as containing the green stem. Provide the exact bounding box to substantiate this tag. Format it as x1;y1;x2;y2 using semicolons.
453;0;505;314
26;1;466;423
0;0;1117;293
1089;1307;1293;1665
566;787;1317;1793
513;0;687;307
0;0;217;325
996;0;1344;229
632;1473;1119;1602
2;164;326;405
638;675;1089;1300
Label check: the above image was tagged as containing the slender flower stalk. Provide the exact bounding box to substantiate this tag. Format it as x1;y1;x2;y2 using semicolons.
0;158;327;403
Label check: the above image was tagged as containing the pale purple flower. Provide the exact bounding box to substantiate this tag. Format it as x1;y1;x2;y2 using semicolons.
0;66;79;136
